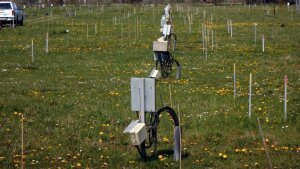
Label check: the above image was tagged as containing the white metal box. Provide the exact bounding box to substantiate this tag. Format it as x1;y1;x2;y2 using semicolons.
153;41;168;52
131;78;156;112
162;24;171;36
149;68;161;79
129;122;147;145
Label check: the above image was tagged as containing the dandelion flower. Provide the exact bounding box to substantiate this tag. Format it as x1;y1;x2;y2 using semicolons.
163;137;169;143
158;155;164;159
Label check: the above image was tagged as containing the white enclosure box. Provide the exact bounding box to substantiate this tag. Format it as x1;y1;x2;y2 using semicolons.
164;4;171;20
131;78;156;112
149;68;161;79
160;16;166;27
129;122;147;145
162;24;171;37
153;41;168;52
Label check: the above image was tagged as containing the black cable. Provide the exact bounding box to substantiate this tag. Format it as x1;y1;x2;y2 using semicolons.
135;106;180;160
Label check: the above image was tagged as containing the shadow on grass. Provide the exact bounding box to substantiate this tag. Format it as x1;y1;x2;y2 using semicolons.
137;149;190;162
23;64;38;70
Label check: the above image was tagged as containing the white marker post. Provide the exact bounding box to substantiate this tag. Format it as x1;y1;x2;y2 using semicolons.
169;84;173;108
284;75;288;121
66;30;69;46
254;23;257;45
249;73;252;118
86;24;89;39
202;23;205;54
95;23;97;35
234;63;236;99
136;17;138;41
72;18;74;35
45;33;49;54
262;34;265;52
31;39;34;64
205;27;208;60
230;19;233;37
211;30;214;51
21;114;24;169
215;30;218;50
291;8;293;22
227;19;230;34
188;13;191;33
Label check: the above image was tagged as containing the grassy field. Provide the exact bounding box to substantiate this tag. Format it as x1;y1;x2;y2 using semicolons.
0;3;300;168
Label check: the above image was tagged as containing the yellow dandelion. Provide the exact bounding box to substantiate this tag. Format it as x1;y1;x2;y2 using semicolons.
218;153;223;157
163;137;169;143
76;162;81;167
222;154;228;159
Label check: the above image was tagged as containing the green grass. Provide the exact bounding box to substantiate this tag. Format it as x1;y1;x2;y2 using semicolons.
0;3;300;168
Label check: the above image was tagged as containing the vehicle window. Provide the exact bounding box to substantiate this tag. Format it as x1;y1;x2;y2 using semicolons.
13;3;18;9
0;3;12;9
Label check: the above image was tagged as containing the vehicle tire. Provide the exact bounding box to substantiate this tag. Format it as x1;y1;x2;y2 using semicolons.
20;17;23;26
16;17;18;26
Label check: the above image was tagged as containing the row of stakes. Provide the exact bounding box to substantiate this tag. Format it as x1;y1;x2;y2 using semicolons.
233;63;289;121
